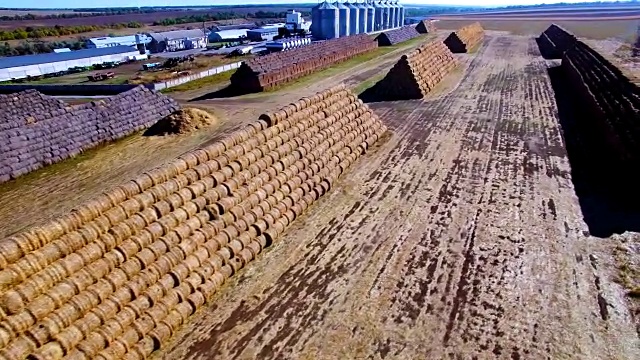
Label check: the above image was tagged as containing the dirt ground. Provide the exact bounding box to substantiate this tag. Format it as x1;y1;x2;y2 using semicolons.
435;19;638;42
1;27;639;359
154;32;639;359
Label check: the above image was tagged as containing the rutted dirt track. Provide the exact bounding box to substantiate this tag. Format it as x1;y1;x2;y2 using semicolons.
158;35;638;359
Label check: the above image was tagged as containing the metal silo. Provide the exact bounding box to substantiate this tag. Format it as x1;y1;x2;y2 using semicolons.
333;1;350;38
397;0;405;26
373;0;384;31
317;1;339;40
387;0;396;29
365;1;375;33
382;0;391;30
311;3;321;36
344;1;359;35
355;1;367;33
390;0;399;28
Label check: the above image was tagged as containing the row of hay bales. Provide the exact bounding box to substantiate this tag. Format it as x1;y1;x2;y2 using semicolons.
561;39;640;190
230;34;377;93
415;19;436;35
443;22;485;53
0;87;179;184
536;23;577;59
375;25;421;46
374;40;458;100
0;83;387;360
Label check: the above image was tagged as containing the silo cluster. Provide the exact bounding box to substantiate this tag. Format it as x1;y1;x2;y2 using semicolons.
311;0;405;40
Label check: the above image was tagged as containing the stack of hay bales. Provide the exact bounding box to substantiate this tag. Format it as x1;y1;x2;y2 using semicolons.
537;24;577;59
443;22;484;53
415;19;436;34
230;34;377;93
374;40;458;100
375;26;421;46
561;40;640;198
0;84;386;360
0;86;179;183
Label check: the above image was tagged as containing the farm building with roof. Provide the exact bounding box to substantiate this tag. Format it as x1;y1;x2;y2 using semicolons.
208;29;249;42
0;46;141;82
246;28;280;41
147;29;207;53
86;34;152;49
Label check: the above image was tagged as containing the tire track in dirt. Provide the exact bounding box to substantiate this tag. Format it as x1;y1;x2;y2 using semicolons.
156;34;639;360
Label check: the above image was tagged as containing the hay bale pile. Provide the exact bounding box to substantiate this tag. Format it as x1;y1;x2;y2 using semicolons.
0;84;386;360
375;26;421;46
145;108;218;136
537;24;577;59
374;40;458;100
0;86;179;183
415;20;436;34
562;40;640;185
230;34;377;93
443;22;484;53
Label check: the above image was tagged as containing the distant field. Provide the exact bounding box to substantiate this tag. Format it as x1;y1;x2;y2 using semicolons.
436;5;640;20
0;7;311;30
435;18;638;42
0;9;91;16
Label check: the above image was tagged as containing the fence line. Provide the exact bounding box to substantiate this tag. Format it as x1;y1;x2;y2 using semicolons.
152;61;242;91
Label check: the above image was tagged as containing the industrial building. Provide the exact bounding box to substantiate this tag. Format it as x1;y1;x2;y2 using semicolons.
0;46;140;82
86;34;151;49
311;0;404;40
285;9;312;32
246;28;280;41
208;29;248;42
147;29;207;53
211;23;257;32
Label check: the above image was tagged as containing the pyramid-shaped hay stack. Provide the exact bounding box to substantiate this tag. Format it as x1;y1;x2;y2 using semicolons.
415;19;437;34
444;22;485;53
0;83;387;360
374;40;458;100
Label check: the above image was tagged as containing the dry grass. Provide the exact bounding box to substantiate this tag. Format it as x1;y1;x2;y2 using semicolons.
436;19;638;42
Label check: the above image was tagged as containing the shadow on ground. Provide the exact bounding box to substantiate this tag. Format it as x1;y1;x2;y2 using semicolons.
190;85;256;102
547;65;640;237
359;82;421;103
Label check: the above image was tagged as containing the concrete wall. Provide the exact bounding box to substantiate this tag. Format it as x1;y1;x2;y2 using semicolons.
152;61;242;91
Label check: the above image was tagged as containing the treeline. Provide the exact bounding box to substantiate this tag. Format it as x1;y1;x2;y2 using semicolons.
152;10;309;26
0;22;143;41
0;39;86;56
0;8;157;21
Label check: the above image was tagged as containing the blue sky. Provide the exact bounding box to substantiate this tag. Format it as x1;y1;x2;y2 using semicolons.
1;0;622;9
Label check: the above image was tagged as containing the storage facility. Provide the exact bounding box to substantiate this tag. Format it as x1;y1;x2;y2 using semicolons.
265;37;312;51
246;28;280;41
211;23;257;31
208;29;248;42
86;34;151;49
147;29;207;53
311;0;403;40
0;46;140;82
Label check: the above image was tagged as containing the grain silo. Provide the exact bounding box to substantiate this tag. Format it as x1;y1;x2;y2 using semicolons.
355;1;368;33
397;0;405;26
381;0;391;30
344;1;359;35
316;1;339;40
373;0;384;31
390;0;400;28
334;2;350;38
311;3;322;35
365;1;375;33
388;0;396;29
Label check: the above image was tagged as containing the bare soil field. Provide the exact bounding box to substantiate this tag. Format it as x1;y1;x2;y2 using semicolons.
1;28;639;359
0;7;309;30
435;19;638;41
153;33;639;359
0;10;92;16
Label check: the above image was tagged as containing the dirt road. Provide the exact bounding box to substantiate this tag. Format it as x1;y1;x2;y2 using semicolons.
157;34;639;359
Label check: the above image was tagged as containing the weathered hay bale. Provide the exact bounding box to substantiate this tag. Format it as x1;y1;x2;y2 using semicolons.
144;108;218;136
444;22;484;53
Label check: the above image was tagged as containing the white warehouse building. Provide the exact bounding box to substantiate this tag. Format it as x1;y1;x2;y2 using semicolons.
86;34;152;49
0;46;140;82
